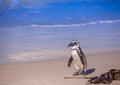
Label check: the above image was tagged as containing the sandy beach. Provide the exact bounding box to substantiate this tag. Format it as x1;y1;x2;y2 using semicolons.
1;0;120;85
0;50;120;85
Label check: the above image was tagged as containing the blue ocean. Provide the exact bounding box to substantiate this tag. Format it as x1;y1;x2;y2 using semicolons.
0;0;120;63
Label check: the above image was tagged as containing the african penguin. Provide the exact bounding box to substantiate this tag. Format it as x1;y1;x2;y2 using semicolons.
67;40;87;76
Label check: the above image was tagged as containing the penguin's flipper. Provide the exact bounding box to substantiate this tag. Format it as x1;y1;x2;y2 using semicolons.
68;56;73;67
76;48;87;72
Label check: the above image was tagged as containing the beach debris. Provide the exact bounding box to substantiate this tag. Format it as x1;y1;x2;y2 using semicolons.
87;69;120;84
64;76;90;79
64;69;120;84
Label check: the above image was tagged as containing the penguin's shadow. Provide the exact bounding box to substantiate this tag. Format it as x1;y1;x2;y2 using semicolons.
84;68;96;75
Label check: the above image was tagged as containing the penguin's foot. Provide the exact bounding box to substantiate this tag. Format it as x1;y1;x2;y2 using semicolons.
72;72;81;76
72;72;79;76
80;71;87;75
73;70;86;76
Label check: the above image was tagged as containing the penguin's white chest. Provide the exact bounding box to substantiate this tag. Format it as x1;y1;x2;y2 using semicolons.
71;50;83;70
71;50;80;62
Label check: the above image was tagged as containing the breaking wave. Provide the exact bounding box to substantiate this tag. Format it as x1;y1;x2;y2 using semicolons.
2;19;120;28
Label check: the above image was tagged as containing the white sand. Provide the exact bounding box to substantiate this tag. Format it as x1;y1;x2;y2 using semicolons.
0;51;120;85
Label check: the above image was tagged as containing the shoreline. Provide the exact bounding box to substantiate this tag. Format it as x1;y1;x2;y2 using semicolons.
0;47;120;64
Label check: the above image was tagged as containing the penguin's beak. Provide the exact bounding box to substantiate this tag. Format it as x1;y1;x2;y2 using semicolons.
68;43;73;47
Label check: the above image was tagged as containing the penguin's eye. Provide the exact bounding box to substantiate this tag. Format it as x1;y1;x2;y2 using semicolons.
74;42;77;45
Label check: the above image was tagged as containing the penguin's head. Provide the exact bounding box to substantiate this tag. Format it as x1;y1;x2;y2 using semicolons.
68;40;80;49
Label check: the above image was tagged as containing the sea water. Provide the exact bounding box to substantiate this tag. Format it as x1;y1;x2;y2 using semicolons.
0;20;120;63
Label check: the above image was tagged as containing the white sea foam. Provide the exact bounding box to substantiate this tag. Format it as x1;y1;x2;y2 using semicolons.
99;19;120;24
9;19;120;28
29;22;98;27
